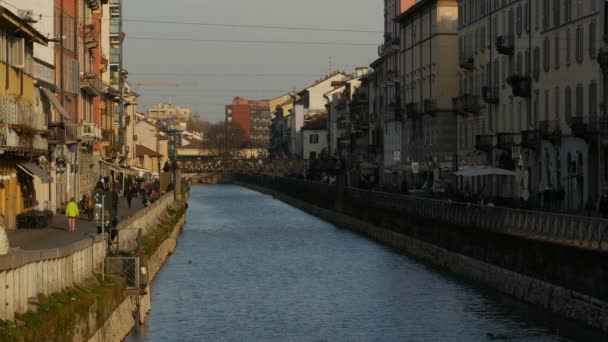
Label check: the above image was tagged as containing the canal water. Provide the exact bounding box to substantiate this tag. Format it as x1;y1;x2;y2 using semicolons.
127;185;604;342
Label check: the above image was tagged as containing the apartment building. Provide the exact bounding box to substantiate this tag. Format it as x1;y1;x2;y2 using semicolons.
372;0;415;185
398;0;459;190
456;0;604;209
147;103;193;122
0;7;49;228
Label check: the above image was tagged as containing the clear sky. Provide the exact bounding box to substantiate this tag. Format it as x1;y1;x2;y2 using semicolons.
123;0;383;122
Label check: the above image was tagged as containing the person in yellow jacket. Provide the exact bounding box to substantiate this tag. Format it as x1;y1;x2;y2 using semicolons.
65;198;79;232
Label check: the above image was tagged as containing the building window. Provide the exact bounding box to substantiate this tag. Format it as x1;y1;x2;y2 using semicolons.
554;0;561;27
310;134;319;144
564;0;571;22
554;87;560;121
543;37;550;72
524;2;530;33
516;4;523;36
576;25;583;63
589;81;598;116
565;86;572;121
589;21;597;59
545;90;550;121
575;83;583;117
554;33;560;69
533;46;540;81
517;52;523;74
535;0;540;31
543;0;549;30
565;28;571;66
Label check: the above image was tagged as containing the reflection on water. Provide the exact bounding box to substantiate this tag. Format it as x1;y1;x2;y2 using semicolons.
127;185;605;342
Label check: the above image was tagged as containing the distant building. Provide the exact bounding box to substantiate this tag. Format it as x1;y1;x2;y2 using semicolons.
225;97;271;148
148;103;192;122
302;115;328;160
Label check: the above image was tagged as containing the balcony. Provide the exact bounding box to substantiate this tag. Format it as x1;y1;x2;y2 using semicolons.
0;97;47;154
386;102;404;122
459;55;475;70
569;115;608;141
453;94;481;115
65;124;79;143
84;25;98;50
521;130;540;149
482;86;499;104
47;124;66;145
538;120;561;144
496;132;520;149
86;0;101;10
423;99;436;113
507;75;531;98
475;134;495;152
80;73;103;96
378;34;400;57
599;50;608;72
496;35;514;55
405;102;421;120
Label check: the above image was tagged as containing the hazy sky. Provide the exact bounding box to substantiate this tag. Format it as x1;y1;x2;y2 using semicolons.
123;0;383;122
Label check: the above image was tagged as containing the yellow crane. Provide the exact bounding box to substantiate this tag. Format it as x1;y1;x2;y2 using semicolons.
131;81;198;87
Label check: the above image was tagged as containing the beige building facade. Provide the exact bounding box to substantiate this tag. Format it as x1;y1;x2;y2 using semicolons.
147;103;192;122
399;0;459;189
456;0;605;210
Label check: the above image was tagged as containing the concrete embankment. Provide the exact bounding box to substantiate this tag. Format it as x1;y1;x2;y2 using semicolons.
0;191;189;342
237;181;608;333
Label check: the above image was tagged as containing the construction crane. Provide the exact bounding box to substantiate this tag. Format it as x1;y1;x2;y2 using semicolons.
131;82;198;87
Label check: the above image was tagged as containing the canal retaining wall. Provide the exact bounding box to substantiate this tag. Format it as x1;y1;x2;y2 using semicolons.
238;181;608;333
0;236;106;322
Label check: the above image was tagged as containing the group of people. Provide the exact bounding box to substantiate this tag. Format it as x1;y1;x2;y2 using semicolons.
586;193;608;218
127;177;161;208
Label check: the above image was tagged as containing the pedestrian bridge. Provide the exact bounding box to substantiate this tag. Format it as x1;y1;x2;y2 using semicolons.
176;156;305;174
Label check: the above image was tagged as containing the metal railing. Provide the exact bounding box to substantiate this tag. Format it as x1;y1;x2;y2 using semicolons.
241;176;608;251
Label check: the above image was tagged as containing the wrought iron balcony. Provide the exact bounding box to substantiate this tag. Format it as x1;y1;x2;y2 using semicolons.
507;75;531;98
598;49;608;71
496;35;514;55
0;97;48;154
64;124;79;143
47;123;66;145
459;55;475;70
405;102;421;120
453;94;481;115
84;25;98;50
569;115;608;141
385;102;404;122
538;120;561;143
80;73;103;96
423;99;436;113
482;86;499;104
496;132;520;149
521;130;540;149
475;134;494;152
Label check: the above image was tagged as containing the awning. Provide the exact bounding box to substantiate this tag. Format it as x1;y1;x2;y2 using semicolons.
454;166;517;177
40;87;72;121
17;162;51;183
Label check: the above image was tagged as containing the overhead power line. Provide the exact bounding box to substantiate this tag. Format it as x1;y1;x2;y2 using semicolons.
131;72;324;77
126;36;377;47
123;19;382;34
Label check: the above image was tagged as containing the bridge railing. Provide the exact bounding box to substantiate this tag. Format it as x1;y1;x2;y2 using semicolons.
240;175;608;251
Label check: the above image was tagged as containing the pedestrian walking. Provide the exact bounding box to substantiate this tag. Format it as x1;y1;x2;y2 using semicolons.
86;192;95;221
65;198;79;232
112;189;119;214
126;187;133;209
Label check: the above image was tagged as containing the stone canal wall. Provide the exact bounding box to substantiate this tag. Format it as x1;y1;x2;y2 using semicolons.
0;190;188;341
0;236;106;322
237;181;608;333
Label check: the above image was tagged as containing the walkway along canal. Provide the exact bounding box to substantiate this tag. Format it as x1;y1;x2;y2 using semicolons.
127;185;605;342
